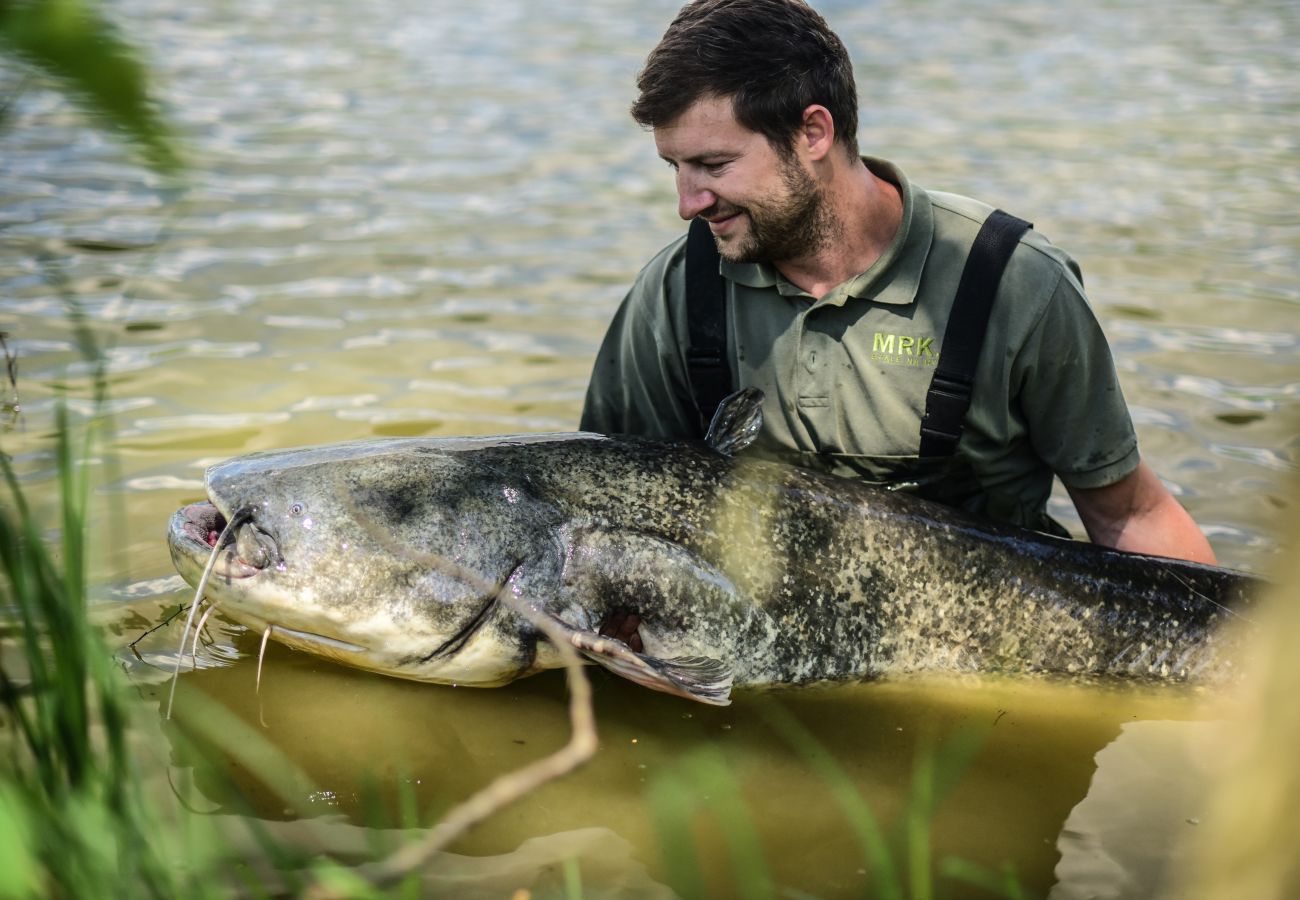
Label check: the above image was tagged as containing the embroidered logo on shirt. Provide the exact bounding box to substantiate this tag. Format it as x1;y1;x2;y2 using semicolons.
871;332;939;367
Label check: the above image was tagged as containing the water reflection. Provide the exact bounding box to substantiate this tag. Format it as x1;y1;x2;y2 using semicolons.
136;616;1215;897
1052;721;1222;900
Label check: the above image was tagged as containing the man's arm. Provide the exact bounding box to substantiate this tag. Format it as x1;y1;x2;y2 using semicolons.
1065;460;1217;564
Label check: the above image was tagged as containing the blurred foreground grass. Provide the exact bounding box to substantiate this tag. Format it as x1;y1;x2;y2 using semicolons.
0;0;180;172
646;710;1028;900
1;6;185;895
1;5;191;870
1;407;193;897
1170;471;1300;900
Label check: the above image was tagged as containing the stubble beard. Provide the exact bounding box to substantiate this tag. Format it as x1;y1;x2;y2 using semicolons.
715;154;838;265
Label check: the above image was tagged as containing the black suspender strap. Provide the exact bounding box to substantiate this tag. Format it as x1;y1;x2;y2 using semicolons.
919;209;1032;457
684;217;732;433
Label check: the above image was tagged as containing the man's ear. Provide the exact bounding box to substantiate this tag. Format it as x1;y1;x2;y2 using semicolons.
800;104;836;162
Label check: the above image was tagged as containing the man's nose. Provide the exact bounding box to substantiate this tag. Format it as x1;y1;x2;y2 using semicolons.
676;170;716;221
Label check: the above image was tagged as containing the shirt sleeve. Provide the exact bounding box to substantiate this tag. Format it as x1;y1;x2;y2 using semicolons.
1013;267;1141;489
579;236;703;439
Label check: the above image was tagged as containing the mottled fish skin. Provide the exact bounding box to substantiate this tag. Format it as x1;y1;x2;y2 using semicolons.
167;432;1259;693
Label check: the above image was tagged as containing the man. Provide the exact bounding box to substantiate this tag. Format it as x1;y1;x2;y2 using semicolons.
581;0;1215;580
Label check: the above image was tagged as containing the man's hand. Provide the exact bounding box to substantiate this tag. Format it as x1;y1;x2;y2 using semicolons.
1066;460;1217;564
598;609;644;654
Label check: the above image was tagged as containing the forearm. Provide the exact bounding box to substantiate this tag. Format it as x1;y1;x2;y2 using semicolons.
1067;461;1218;565
1084;496;1218;564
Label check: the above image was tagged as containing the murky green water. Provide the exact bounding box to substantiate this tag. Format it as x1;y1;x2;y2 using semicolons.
2;0;1296;896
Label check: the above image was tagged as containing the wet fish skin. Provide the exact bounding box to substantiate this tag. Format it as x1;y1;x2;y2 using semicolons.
167;412;1258;704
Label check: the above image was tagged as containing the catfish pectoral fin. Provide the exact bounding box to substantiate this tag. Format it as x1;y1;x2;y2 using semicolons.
565;627;733;706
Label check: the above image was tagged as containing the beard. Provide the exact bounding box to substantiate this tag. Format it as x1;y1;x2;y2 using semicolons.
710;154;837;264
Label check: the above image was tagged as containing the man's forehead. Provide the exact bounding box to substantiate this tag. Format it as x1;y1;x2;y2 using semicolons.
653;96;756;156
656;95;742;133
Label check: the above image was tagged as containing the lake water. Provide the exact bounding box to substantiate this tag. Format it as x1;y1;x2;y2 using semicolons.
2;0;1296;896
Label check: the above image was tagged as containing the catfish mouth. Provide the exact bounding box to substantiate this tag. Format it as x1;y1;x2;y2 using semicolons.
172;501;274;579
175;501;226;551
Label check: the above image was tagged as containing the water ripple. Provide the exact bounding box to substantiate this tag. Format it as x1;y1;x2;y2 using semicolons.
1209;444;1296;473
133;412;292;432
336;407;572;432
124;475;206;491
1167;375;1299;412
1112;321;1297;356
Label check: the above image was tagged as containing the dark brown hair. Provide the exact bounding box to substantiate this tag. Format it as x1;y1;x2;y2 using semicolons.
632;0;860;158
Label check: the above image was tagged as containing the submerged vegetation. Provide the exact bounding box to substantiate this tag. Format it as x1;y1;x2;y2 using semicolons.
646;707;1026;900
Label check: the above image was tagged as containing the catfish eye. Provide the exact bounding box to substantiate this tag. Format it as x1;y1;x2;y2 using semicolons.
289;503;305;517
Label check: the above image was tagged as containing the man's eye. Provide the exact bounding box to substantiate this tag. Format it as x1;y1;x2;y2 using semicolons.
704;162;730;175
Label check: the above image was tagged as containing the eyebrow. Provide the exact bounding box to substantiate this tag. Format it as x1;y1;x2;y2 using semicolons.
659;152;736;166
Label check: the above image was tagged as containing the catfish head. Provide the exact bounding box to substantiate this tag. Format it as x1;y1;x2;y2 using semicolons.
166;437;565;685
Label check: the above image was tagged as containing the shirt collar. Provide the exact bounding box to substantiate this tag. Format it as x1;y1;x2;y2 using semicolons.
720;156;934;308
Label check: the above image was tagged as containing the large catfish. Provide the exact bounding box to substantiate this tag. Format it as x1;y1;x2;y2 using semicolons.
167;390;1257;706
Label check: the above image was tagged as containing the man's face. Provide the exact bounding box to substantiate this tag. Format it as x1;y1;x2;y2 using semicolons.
654;96;830;264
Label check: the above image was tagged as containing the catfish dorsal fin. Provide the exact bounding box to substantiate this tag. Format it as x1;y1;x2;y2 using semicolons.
704;388;764;457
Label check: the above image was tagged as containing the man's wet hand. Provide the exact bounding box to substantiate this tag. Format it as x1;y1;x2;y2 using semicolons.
598;609;644;654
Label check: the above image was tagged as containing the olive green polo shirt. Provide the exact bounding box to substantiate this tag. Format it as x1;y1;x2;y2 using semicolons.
580;158;1140;530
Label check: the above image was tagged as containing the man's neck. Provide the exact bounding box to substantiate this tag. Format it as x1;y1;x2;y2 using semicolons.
773;156;903;300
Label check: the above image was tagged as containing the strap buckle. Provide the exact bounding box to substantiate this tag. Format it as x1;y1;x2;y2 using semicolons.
919;372;973;451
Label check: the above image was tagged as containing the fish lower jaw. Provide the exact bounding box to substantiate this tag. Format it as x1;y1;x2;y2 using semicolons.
214;601;527;687
270;625;367;654
217;604;364;651
242;617;516;686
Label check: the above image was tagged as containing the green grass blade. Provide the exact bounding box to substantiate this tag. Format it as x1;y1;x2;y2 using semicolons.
0;0;183;173
646;768;709;900
939;857;1032;900
756;698;902;900
563;856;584;900
688;749;774;900
906;745;934;900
